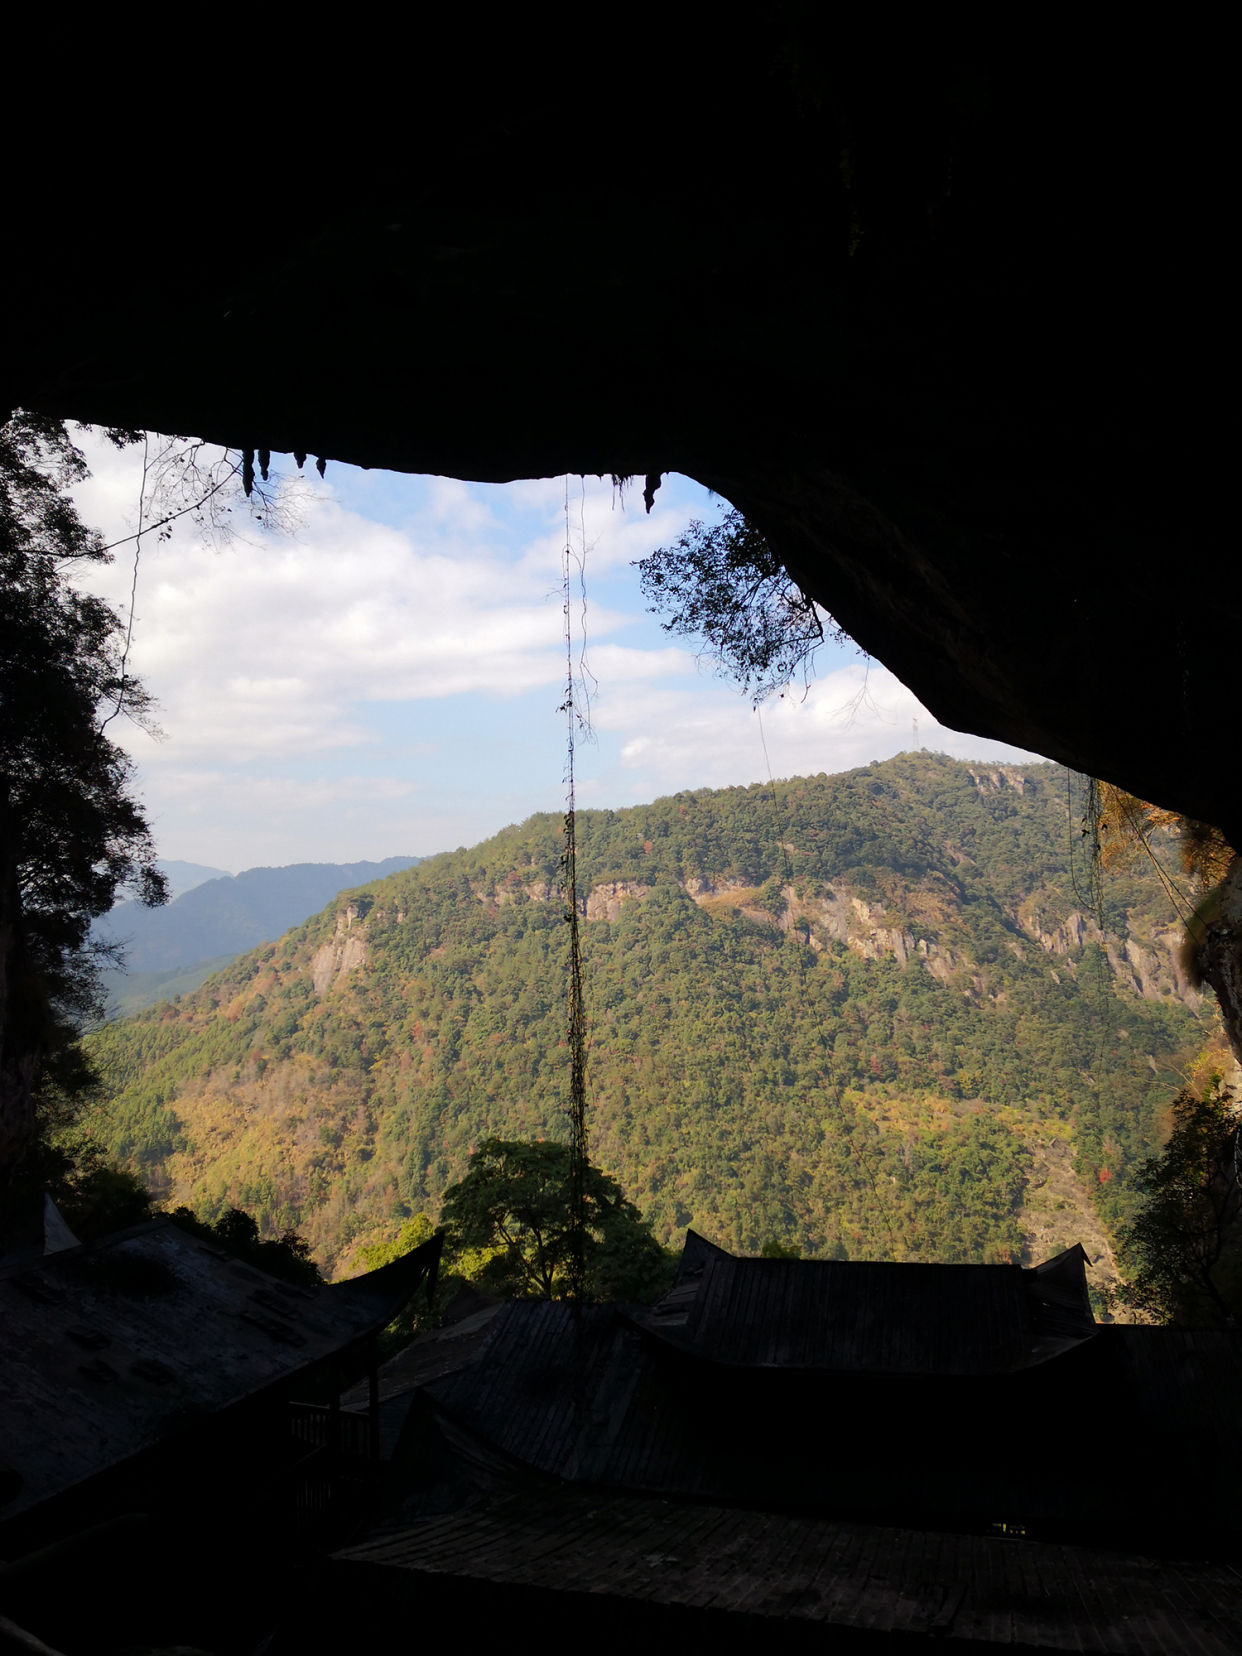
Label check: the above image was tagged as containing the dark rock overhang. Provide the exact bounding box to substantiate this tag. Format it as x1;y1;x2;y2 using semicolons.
8;25;1234;838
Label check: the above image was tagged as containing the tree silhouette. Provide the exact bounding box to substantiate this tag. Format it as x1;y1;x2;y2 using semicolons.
1118;1081;1242;1325
441;1138;672;1302
636;509;846;703
0;413;167;1196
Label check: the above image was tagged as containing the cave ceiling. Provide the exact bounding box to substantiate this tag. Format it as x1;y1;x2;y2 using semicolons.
11;23;1234;841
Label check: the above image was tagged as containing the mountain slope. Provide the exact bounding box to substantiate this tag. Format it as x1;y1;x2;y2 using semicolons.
85;757;1212;1287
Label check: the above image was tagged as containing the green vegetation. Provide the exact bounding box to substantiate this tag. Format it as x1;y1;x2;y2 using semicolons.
83;755;1210;1276
0;412;167;1240
101;956;239;1022
1117;1079;1242;1324
51;1142;155;1242
440;1138;673;1301
356;1212;437;1273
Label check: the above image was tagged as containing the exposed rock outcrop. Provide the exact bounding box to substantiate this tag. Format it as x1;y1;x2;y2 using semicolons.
1015;901;1098;958
585;882;653;922
966;766;1028;796
311;903;369;996
457;859;1201;1018
1011;892;1202;1009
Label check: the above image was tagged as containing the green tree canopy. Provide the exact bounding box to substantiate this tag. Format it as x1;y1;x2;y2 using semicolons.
83;755;1207;1274
440;1137;673;1302
1118;1081;1242;1324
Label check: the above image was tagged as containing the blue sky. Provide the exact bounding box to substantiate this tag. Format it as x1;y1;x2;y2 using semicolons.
71;434;1039;873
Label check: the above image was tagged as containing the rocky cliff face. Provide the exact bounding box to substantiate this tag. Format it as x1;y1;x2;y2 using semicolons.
453;851;1202;1024
459;847;1202;1018
1011;897;1200;1009
1193;857;1242;1066
310;902;370;996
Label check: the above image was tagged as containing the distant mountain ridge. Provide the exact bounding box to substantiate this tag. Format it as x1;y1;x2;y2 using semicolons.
154;860;233;900
96;858;423;975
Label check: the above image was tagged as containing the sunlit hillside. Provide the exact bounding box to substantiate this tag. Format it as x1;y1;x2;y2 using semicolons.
85;755;1214;1298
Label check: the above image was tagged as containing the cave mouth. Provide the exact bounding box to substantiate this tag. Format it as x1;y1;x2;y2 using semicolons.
10;26;1233;840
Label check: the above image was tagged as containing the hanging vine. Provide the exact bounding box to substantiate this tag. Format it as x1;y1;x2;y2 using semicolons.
560;478;594;1302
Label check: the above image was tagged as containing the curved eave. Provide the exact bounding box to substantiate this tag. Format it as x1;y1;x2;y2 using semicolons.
322;1231;443;1337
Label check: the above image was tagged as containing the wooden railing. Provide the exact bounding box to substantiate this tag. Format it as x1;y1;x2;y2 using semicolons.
284;1401;382;1546
289;1400;374;1459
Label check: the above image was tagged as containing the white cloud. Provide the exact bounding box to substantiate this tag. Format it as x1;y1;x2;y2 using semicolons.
71;447;655;771
596;661;1036;797
66;431;1042;869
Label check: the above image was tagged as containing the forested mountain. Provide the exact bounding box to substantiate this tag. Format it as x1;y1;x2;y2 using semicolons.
94;857;422;1016
84;757;1214;1297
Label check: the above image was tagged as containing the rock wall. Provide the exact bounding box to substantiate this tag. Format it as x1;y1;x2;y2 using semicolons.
451;863;1199;1013
310;903;370;996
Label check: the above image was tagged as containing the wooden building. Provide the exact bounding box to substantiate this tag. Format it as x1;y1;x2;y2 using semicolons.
271;1234;1242;1654
0;1213;441;1652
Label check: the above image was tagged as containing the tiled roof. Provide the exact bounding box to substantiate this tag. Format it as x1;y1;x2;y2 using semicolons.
634;1233;1097;1373
421;1248;1240;1543
340;1290;501;1411
0;1219;440;1520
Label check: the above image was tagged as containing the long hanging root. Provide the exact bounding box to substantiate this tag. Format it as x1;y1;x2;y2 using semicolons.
562;479;589;1304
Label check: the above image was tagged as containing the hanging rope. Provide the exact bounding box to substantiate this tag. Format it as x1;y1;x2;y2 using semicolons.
1069;771;1106;926
100;433;151;734
757;703;795;890
561;479;589;1303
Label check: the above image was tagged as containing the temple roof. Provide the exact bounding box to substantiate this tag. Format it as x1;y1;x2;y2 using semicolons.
634;1233;1097;1374
0;1217;440;1520
415;1236;1239;1540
